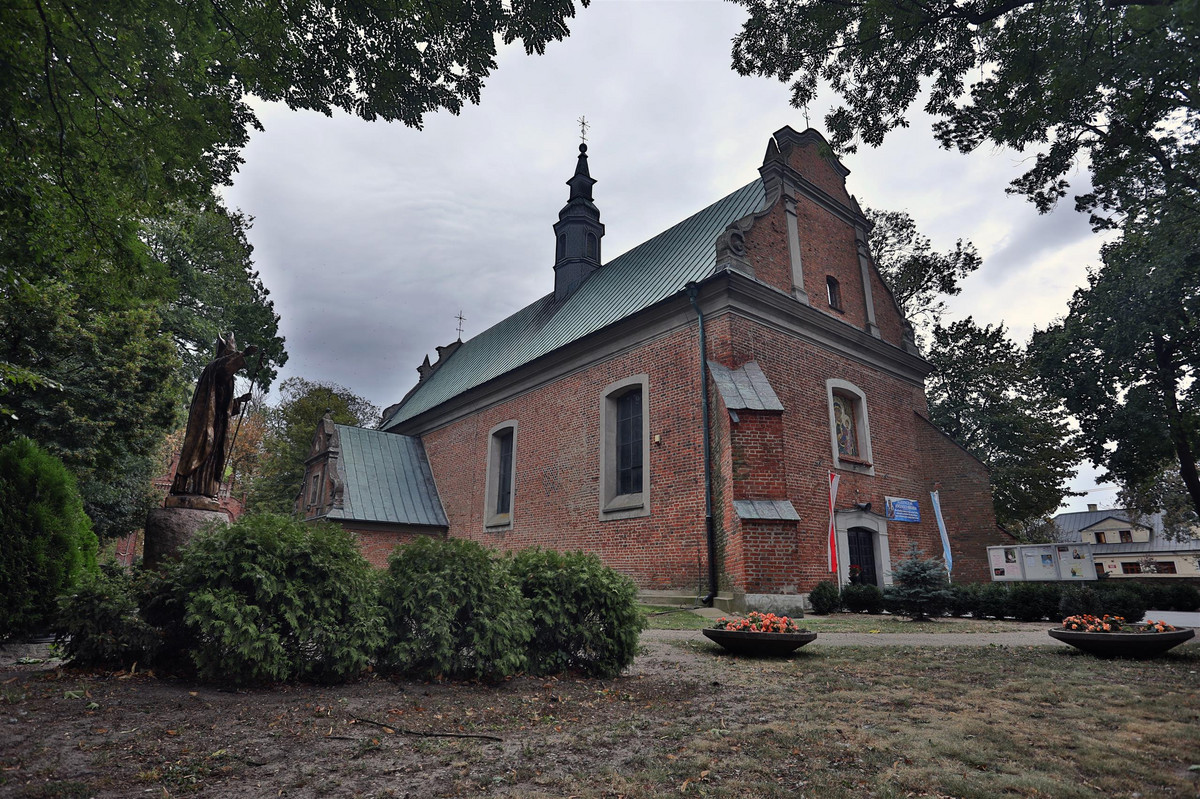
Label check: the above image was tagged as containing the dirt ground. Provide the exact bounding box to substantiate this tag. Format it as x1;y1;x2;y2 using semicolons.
2;630;1196;798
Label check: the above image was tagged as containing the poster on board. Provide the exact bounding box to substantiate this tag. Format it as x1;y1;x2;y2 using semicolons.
1056;544;1096;580
1022;546;1058;581
988;546;1024;581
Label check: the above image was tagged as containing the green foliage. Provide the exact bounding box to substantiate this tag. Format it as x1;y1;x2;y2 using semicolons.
248;378;379;514
172;515;382;685
973;583;1011;620
1007;583;1063;622
927;318;1080;528
1032;212;1200;520
808;581;842;615
1096;588;1149;626
378;537;531;681
56;564;164;668
731;0;1198;227
883;544;952;621
507;548;642;677
842;583;884;614
0;438;98;637
1058;586;1104;620
147;200;287;390
1166;583;1200;613
866;207;980;342
945;583;979;617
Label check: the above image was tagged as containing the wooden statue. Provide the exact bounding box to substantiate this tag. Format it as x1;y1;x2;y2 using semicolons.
169;333;258;501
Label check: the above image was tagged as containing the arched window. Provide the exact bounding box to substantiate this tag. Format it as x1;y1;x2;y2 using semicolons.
556;233;567;262
600;375;651;518
484;421;518;529
586;232;598;260
825;379;873;475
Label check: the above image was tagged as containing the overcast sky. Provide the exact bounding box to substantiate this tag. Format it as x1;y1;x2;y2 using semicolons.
223;0;1116;512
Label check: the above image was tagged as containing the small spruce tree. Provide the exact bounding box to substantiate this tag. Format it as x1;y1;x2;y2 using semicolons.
883;544;952;621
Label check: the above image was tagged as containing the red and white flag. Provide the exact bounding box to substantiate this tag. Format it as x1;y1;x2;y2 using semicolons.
827;471;840;573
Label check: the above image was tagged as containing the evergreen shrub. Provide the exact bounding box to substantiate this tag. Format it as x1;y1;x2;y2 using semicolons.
56;563;164;668
945;583;979;617
1058;585;1103;619
808;581;841;615
508;548;642;677
1167;583;1200;612
882;545;952;620
974;582;1011;619
378;536;531;681
173;515;382;685
0;438;98;638
1008;582;1062;622
842;583;884;614
1097;587;1148;624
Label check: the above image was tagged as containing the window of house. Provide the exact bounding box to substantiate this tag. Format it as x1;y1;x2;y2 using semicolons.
825;379;873;475
1121;562;1142;574
484;421;518;528
1095;562;1106;576
600;375;650;518
1095;531;1107;544
310;473;321;506
826;276;843;311
1155;561;1178;574
1119;530;1132;542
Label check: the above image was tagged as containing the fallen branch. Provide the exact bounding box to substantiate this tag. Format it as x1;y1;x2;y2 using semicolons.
351;716;502;743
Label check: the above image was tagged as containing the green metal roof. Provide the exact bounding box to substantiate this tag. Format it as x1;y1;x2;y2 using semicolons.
383;178;767;429
326;424;447;527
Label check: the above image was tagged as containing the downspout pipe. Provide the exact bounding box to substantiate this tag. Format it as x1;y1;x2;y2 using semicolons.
685;282;719;607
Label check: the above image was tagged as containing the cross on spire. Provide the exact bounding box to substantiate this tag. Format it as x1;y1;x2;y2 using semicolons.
577;116;590;144
454;309;466;340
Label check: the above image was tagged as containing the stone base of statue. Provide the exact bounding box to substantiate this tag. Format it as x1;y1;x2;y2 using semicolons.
143;502;229;567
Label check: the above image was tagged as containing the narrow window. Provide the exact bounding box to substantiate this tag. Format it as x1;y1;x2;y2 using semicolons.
586;232;598;260
556;233;566;261
600;375;650;518
495;428;513;515
310;474;320;505
1095;562;1106;576
826;276;842;311
616;389;643;496
484;421;518;528
1095;531;1107;544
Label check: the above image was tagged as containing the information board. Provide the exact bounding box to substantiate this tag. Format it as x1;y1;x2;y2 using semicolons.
1056;544;1095;580
988;546;1024;581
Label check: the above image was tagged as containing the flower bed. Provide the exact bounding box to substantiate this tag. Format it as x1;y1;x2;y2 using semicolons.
703;612;817;656
1049;615;1194;658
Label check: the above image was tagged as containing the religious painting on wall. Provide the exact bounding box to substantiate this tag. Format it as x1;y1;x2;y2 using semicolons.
833;394;858;457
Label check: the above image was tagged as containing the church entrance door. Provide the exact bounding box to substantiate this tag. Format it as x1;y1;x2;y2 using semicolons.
847;528;878;586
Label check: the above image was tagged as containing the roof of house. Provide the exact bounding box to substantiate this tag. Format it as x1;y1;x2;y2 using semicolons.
1053;508;1200;554
382;179;767;429
325;424;447;528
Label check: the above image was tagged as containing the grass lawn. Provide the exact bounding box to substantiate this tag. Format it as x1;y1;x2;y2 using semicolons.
4;638;1197;797
639;604;712;630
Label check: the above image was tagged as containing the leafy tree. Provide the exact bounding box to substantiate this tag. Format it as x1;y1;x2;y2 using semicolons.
866;207;980;342
927;318;1080;528
248;378;379;514
1119;468;1199;542
731;0;1199;227
0;438;98;638
1032;211;1200;521
146;200;287;390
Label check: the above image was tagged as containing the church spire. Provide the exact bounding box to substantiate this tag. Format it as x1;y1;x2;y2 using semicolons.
553;142;605;302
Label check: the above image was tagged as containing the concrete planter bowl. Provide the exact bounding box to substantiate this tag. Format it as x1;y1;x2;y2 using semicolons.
1048;626;1195;658
701;628;818;656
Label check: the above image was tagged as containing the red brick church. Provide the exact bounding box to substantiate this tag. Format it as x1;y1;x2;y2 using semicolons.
299;127;1006;612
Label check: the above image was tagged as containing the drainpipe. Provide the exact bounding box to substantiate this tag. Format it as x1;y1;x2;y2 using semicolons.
686;282;719;607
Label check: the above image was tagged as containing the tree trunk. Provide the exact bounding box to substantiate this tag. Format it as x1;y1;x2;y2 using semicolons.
1152;336;1200;517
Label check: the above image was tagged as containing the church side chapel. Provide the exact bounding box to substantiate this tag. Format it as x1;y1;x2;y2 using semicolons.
299;126;1008;612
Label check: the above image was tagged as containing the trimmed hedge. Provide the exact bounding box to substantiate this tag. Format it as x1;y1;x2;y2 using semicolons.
378;536;531;681
808;581;842;614
56;563;165;668
508;548;642;677
842;583;884;614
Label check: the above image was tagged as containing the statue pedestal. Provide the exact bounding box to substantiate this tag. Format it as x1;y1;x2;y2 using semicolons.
144;504;229;567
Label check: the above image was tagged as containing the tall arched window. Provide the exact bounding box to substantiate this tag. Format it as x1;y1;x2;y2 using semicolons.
826;276;843;311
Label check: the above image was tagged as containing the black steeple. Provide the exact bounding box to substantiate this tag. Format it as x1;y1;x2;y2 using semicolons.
553;143;605;302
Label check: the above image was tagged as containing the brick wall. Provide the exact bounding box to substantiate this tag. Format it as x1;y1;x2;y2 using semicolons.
421;325;711;592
